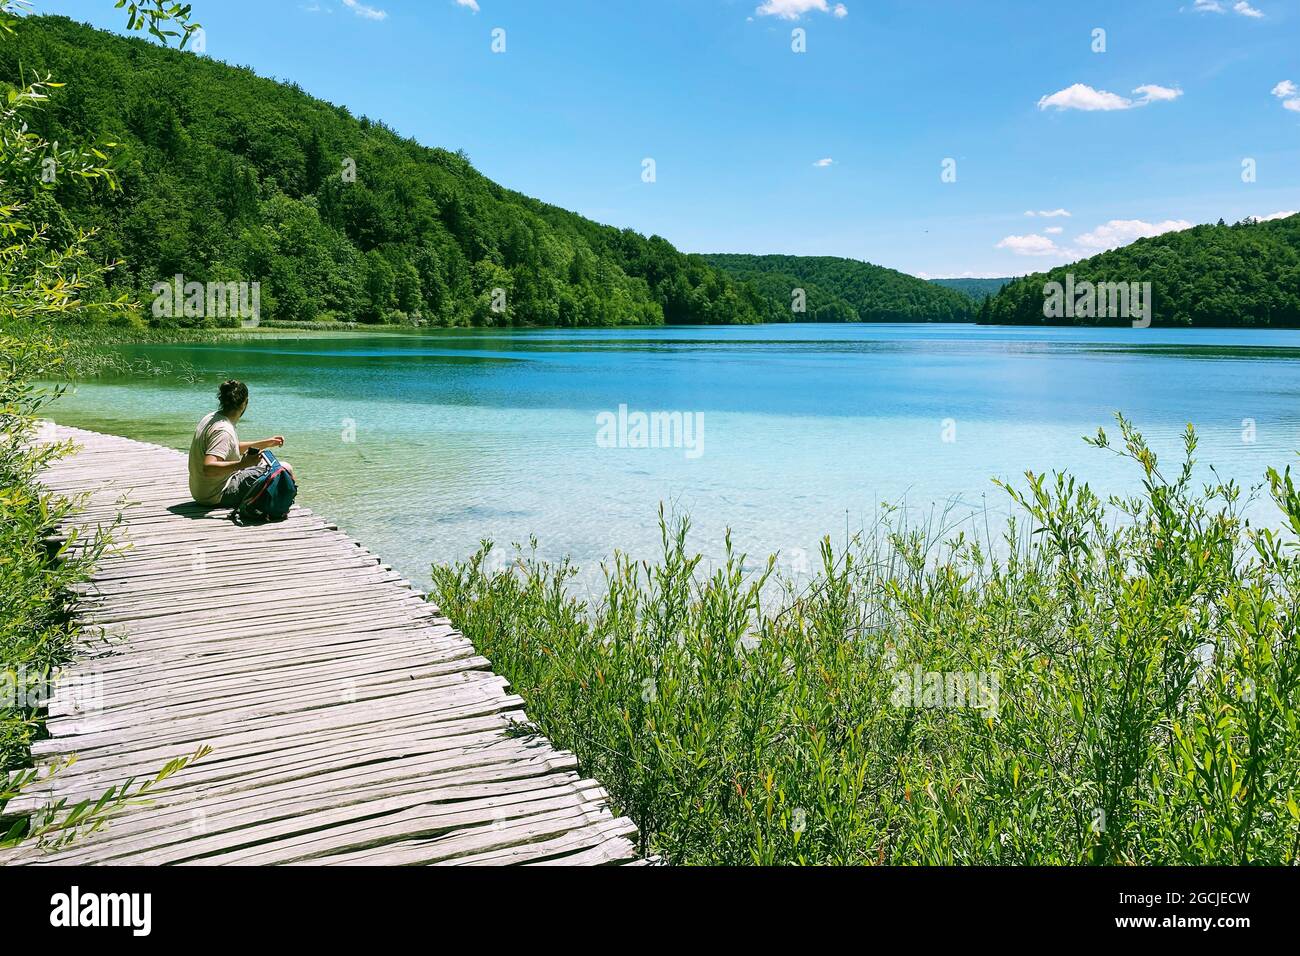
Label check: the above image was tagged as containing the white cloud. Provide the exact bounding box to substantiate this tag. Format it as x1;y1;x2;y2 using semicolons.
996;234;1061;256
1258;210;1297;220
1132;84;1182;103
1025;208;1072;218
997;217;1194;260
1037;83;1182;112
812;157;834;167
756;0;847;19
455;0;480;11
342;0;388;20
1187;0;1265;16
1037;84;1131;112
1272;80;1300;113
1073;218;1193;253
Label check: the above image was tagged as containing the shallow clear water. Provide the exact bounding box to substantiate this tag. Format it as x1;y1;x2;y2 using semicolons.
46;323;1300;593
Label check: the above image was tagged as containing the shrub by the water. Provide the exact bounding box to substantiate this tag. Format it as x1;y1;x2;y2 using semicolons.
0;335;119;842
1;0;209;848
432;419;1300;865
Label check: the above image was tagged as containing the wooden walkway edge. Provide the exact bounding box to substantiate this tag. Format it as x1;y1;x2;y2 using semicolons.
2;425;642;866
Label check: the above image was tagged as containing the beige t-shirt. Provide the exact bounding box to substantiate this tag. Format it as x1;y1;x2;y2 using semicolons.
188;411;240;504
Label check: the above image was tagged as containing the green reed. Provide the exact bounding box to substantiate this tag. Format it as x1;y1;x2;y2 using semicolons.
1;334;208;848
431;416;1300;865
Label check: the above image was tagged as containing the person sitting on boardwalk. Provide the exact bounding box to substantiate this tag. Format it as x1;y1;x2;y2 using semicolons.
188;380;292;506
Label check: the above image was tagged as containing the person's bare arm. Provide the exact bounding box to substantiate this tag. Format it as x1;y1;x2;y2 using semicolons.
238;436;285;453
204;448;261;479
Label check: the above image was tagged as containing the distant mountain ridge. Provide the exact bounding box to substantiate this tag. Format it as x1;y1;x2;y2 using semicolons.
703;254;974;322
928;277;1012;302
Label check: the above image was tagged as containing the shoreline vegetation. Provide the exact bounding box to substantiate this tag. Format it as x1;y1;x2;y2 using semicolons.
432;420;1300;864
42;319;1300;383
1;339;207;849
1;0;214;850
0;339;108;843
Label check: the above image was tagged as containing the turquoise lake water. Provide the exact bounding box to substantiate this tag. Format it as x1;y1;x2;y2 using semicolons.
46;323;1300;593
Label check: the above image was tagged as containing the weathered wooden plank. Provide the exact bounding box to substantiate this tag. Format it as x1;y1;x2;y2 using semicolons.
301;803;618;866
31;684;530;762
18;733;571;817
30;769;600;866
133;780;606;867
6;689;539;816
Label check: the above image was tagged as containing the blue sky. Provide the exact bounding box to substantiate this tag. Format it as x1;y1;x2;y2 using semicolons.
38;0;1300;277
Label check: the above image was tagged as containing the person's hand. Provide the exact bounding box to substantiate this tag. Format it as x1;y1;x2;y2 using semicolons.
242;448;262;467
270;436;285;448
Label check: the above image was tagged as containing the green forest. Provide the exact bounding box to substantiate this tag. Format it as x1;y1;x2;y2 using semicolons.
8;15;1300;336
2;15;794;329
12;16;1293;333
929;276;1011;302
703;253;974;322
978;215;1300;327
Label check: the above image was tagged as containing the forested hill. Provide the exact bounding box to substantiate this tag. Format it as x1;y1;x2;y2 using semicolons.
929;277;1011;301
978;215;1300;327
702;254;973;322
2;16;789;328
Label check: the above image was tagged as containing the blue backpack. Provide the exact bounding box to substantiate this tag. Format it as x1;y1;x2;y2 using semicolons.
233;450;297;524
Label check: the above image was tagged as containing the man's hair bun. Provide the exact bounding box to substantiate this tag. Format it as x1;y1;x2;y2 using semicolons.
218;380;248;413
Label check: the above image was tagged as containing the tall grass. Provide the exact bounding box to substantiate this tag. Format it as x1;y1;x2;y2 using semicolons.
2;333;209;849
1;0;209;848
431;418;1300;865
41;324;408;379
0;337;111;818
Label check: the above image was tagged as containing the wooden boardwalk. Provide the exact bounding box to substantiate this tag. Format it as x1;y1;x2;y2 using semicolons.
3;425;641;865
